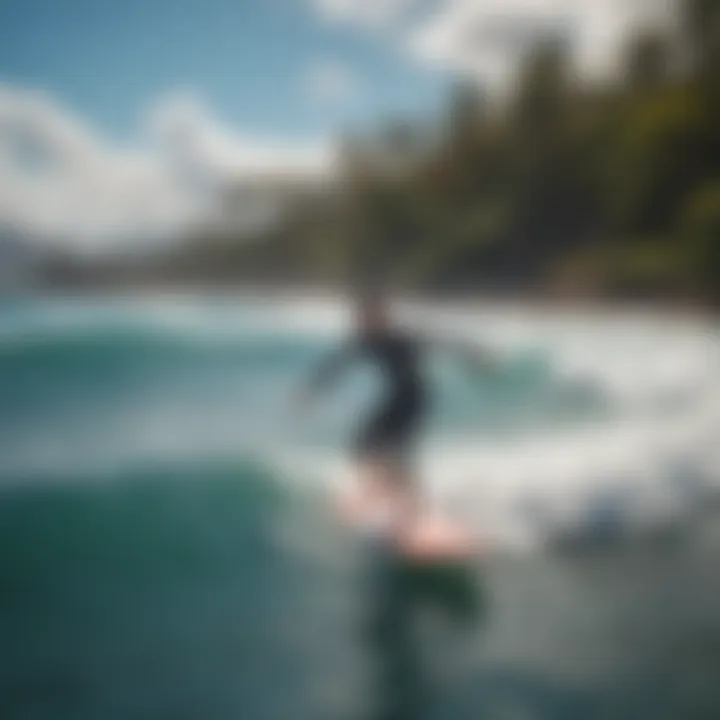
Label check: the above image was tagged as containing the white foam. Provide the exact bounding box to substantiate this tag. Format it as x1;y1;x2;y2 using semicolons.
275;372;720;552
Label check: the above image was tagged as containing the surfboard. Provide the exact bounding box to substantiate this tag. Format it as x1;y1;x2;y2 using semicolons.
336;482;480;559
336;482;485;624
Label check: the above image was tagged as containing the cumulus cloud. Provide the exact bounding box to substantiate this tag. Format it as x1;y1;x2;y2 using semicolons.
0;85;332;254
147;92;332;181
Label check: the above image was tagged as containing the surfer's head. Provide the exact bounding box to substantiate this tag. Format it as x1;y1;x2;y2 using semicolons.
355;291;390;334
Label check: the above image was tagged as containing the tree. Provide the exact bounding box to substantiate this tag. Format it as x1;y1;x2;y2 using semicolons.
680;182;720;301
512;37;571;137
682;0;720;74
626;31;672;93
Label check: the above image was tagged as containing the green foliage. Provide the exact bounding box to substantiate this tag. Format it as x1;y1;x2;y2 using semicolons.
605;88;708;233
680;182;720;297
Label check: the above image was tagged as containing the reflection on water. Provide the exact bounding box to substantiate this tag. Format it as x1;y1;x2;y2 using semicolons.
362;539;486;719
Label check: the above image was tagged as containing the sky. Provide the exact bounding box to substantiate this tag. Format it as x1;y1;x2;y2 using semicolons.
0;0;675;253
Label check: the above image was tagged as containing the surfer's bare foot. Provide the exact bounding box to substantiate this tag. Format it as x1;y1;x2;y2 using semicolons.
337;482;479;561
397;515;477;561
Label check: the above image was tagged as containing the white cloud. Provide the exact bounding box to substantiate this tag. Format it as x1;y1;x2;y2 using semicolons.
309;0;676;89
147;92;332;182
304;59;363;105
0;85;333;254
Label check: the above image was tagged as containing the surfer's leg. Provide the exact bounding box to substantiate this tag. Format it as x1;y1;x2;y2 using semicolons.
338;398;426;536
355;398;422;487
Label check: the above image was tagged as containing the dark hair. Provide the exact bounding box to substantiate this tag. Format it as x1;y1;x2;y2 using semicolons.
354;288;387;313
349;264;390;305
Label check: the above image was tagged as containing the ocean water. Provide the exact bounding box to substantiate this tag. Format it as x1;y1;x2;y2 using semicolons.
1;295;719;720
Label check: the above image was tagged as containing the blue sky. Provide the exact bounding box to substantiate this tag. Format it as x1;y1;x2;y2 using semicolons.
0;0;447;142
0;0;672;251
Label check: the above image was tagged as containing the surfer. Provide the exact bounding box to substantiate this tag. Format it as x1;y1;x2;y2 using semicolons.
295;293;494;556
296;294;492;719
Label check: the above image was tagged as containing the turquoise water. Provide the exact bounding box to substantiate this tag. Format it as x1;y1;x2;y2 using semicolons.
1;296;719;719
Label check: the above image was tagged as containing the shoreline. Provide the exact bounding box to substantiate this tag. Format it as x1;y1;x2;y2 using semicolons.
8;280;716;322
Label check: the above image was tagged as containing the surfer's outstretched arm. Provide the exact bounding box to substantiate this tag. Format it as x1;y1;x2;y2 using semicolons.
418;330;498;372
296;340;357;406
451;340;498;372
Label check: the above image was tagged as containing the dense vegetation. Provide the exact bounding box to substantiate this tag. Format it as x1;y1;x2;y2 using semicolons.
218;0;719;302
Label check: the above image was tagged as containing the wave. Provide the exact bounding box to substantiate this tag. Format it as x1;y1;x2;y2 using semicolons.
2;297;714;402
0;456;314;575
255;408;720;553
0;295;343;349
0;324;321;373
1;413;718;557
1;297;717;556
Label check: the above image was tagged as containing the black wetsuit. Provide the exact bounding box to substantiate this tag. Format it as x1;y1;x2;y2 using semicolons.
310;330;428;459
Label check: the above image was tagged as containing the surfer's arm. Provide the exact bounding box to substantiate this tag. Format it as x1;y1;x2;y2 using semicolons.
419;330;498;372
453;341;498;372
298;341;356;405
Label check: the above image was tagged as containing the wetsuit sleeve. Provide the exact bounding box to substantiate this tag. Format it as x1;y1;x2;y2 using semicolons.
418;330;497;370
304;340;357;396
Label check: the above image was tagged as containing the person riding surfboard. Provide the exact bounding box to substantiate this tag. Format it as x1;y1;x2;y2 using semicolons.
295;292;496;560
